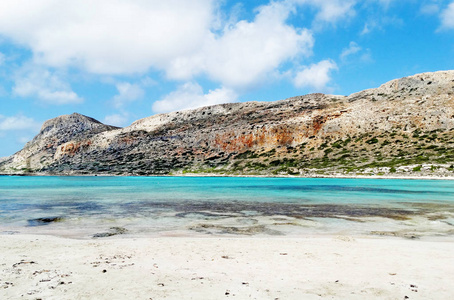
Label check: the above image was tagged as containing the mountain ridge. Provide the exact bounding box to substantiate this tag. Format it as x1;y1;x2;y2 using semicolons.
1;70;454;177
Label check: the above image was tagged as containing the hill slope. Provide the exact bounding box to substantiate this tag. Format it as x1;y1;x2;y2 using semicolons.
1;71;454;177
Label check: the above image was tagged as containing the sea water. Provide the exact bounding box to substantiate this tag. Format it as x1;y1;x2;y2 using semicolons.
1;176;453;239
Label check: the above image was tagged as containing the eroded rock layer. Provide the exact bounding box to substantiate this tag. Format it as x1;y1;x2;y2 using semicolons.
1;71;454;176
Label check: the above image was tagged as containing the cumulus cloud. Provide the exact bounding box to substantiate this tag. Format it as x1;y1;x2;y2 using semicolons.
112;82;144;109
0;114;41;131
440;2;454;29
166;1;314;89
13;67;83;104
152;82;237;113
0;0;214;75
294;60;338;91
0;1;315;92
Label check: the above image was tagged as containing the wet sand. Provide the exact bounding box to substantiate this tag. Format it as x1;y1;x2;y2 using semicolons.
1;234;453;299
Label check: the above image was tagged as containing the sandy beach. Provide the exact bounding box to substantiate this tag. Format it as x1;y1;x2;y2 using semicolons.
1;234;453;299
1;176;454;299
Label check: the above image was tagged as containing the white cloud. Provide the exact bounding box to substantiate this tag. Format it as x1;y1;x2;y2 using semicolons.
0;0;214;75
13;67;83;104
152;82;237;113
440;2;454;29
294;60;338;91
313;0;356;23
340;41;361;60
0;1;314;91
166;1;314;89
339;41;373;64
0;114;41;131
292;0;356;25
103;113;129;127
112;82;144;109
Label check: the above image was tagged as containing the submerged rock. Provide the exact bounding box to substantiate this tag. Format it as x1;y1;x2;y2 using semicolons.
93;226;128;238
27;217;64;226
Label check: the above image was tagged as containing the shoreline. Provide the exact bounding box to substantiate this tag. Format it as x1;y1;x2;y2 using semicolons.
2;175;453;298
2;172;454;180
173;173;454;180
1;234;453;299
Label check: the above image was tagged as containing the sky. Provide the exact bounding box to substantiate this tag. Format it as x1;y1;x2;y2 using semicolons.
0;0;454;157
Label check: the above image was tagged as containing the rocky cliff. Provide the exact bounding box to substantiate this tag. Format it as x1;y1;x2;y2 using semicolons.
1;71;454;177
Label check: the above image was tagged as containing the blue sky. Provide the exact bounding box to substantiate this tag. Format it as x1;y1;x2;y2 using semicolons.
0;0;454;157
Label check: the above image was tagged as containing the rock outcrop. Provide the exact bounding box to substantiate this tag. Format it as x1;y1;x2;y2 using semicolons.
0;113;119;173
1;71;454;177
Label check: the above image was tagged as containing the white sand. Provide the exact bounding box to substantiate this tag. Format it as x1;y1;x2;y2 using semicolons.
1;235;453;299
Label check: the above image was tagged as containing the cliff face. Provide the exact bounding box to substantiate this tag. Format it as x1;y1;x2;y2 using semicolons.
1;71;454;176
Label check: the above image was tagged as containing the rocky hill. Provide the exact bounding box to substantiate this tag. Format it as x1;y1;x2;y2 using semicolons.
1;71;454;177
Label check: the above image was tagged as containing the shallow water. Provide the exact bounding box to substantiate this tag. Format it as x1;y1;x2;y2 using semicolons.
1;176;454;239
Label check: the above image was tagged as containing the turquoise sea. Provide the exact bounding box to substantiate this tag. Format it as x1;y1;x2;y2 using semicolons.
1;176;453;239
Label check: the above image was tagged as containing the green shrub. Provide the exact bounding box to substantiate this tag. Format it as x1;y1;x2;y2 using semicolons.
412;165;422;172
425;145;438;150
324;148;333;155
366;137;379;144
319;142;329;149
332;142;343;149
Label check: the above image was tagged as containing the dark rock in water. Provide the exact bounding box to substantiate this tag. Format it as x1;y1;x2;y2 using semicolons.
27;217;64;226
93;226;128;238
92;232;113;238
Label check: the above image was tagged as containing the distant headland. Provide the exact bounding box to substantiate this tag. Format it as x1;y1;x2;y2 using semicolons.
1;70;454;178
